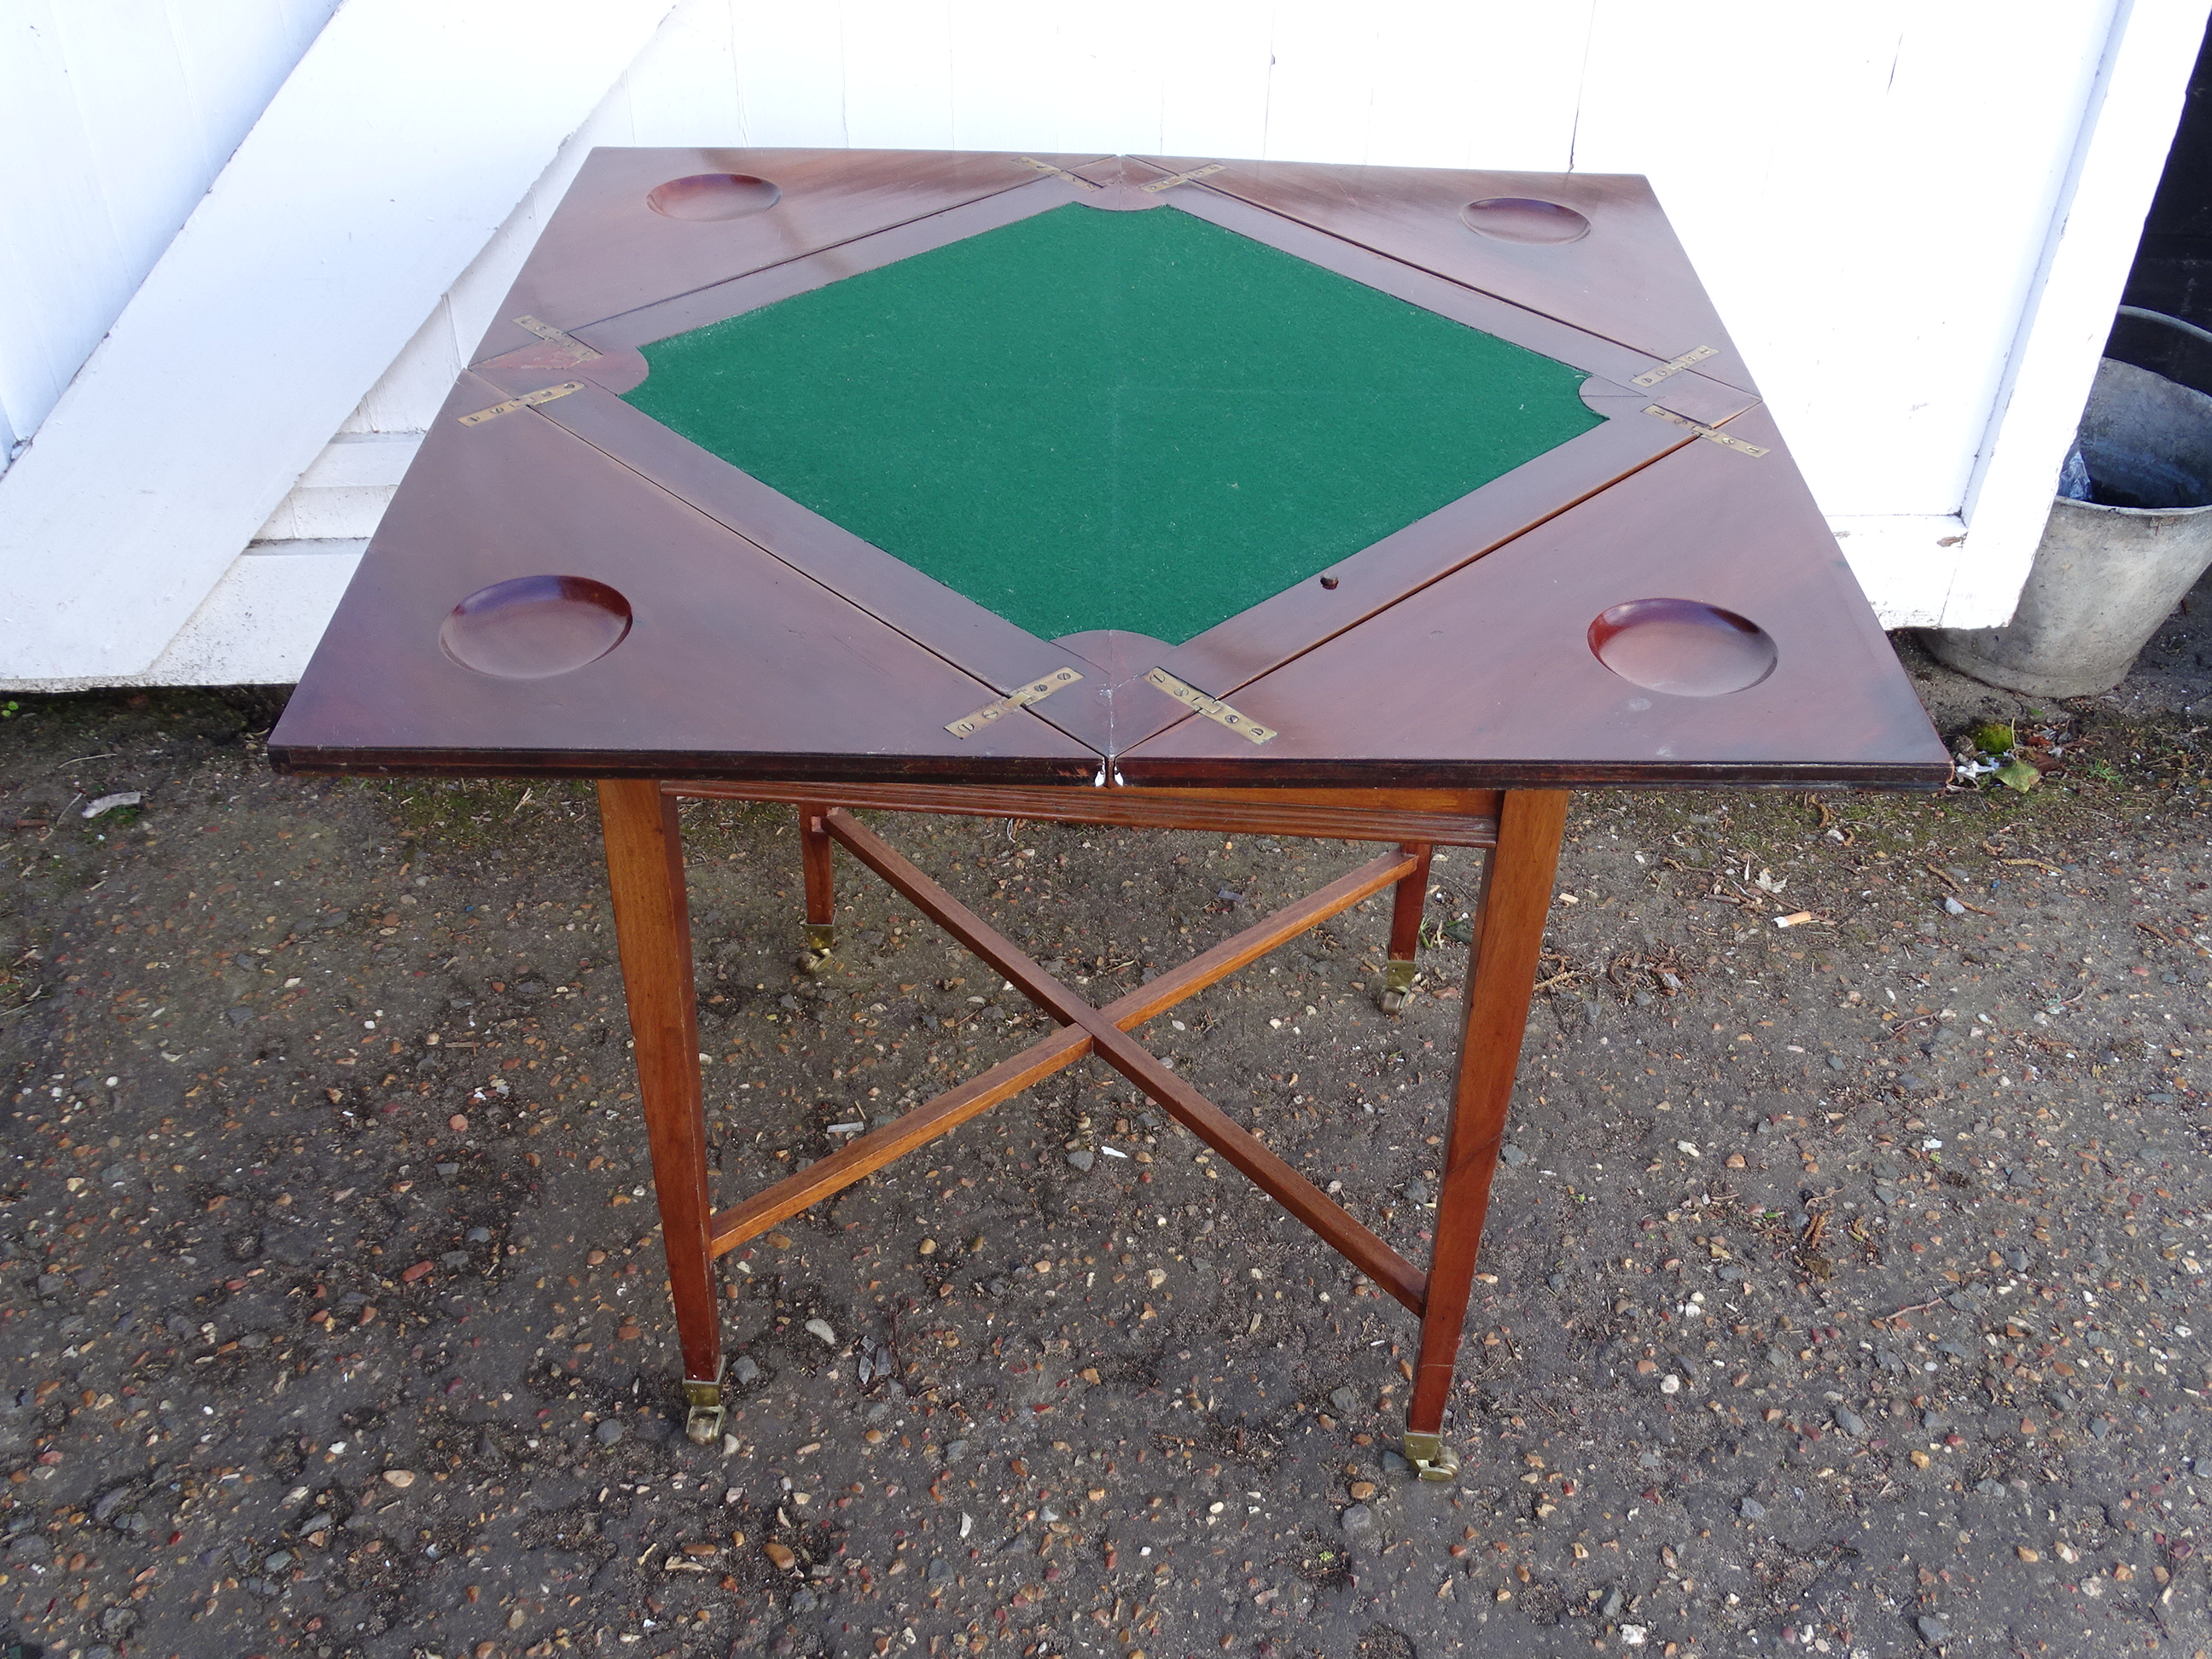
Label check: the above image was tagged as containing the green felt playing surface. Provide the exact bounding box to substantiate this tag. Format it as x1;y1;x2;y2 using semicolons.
624;202;1600;646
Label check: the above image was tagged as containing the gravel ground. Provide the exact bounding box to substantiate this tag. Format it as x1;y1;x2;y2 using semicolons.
1;590;2208;1659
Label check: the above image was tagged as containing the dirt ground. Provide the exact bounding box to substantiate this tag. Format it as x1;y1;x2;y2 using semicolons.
1;582;2208;1659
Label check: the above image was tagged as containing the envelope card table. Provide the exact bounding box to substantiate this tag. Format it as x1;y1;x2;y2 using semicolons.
269;148;1949;1475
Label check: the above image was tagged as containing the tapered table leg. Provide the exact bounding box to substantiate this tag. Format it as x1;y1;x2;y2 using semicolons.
800;802;837;965
1406;790;1569;1479
1380;842;1434;1013
598;779;724;1443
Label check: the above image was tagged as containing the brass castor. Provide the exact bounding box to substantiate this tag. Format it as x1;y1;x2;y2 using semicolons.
683;1374;726;1447
1403;1430;1460;1482
800;922;837;974
1378;958;1417;1015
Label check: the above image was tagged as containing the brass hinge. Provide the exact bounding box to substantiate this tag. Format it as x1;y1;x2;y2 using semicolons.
946;667;1085;737
1142;668;1275;744
1015;156;1102;190
457;381;585;427
512;314;602;364
1629;345;1717;388
1643;405;1768;457
1140;163;1225;194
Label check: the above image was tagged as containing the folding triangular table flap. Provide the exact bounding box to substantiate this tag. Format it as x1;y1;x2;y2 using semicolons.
1119;405;1952;789
469;148;1107;368
269;372;1097;781
1147;157;1762;404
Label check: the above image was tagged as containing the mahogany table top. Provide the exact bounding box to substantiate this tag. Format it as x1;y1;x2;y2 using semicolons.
268;148;1950;793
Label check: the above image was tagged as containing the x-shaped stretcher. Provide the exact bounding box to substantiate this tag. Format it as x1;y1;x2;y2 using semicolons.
599;779;1569;1478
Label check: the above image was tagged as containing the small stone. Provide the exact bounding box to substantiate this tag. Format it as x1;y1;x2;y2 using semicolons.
1348;1481;1377;1500
1067;1149;1094;1172
766;1232;794;1250
733;1355;760;1384
1915;1615;1948;1644
381;1470;416;1489
1836;1408;1867;1436
944;1439;969;1463
765;1540;797;1569
1499;1144;1529;1166
1600;1586;1624;1620
1619;1627;1646;1648
804;1317;836;1346
467;1226;493;1243
264;1550;294;1573
917;1238;937;1256
596;1419;625;1445
448;1114;469;1132
1328;1386;1359;1416
1740;1497;1767;1520
2017;1545;2040;1562
1338;1503;1376;1540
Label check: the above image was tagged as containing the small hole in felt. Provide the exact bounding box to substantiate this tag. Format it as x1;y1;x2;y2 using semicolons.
1318;575;1339;590
646;173;782;221
440;576;633;679
1588;598;1776;697
1459;197;1590;245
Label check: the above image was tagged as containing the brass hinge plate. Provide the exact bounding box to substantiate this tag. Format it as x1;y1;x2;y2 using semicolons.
1141;163;1225;194
1142;668;1276;744
1644;405;1768;457
946;667;1085;737
512;314;602;364
1015;156;1101;189
458;381;585;427
1629;345;1717;388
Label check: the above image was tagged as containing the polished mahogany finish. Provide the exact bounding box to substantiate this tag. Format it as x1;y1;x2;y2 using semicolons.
270;148;1945;790
1150;157;1763;399
265;151;1952;1470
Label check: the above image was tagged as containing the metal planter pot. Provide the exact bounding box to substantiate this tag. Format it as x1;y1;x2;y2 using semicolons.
1925;310;2212;698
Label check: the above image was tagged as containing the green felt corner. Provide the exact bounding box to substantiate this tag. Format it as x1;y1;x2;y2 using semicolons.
624;202;1601;646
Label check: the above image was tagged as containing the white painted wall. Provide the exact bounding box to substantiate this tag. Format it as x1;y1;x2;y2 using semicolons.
0;0;342;447
1;0;2203;685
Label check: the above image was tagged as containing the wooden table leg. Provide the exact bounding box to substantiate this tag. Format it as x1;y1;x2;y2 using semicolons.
1380;841;1435;1013
1405;789;1568;1479
598;780;724;1444
800;802;837;965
